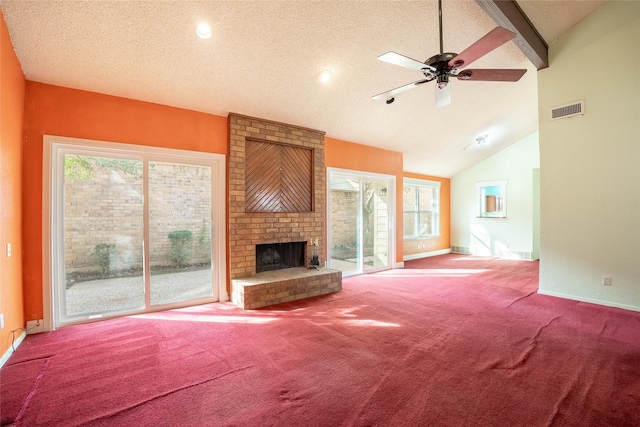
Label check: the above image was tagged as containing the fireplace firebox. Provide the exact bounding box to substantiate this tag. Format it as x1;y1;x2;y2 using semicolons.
256;242;306;273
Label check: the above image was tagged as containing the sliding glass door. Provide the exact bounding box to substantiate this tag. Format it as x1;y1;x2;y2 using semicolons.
62;154;146;317
363;179;391;272
148;161;213;306
328;175;361;275
328;169;394;276
48;137;226;328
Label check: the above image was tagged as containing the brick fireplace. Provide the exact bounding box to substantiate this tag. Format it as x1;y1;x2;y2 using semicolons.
228;113;341;309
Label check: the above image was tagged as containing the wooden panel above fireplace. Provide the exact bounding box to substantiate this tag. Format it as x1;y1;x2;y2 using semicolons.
245;139;313;212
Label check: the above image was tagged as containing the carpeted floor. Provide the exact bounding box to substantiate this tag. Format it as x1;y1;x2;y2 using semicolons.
2;254;639;426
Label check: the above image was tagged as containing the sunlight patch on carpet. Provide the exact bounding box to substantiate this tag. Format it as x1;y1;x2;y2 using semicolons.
344;319;401;327
375;268;489;277
133;313;279;324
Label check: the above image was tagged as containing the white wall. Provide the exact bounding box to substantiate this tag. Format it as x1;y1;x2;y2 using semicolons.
538;1;640;311
451;131;540;260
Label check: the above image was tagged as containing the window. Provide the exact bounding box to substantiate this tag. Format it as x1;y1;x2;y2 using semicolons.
477;180;507;218
403;178;440;238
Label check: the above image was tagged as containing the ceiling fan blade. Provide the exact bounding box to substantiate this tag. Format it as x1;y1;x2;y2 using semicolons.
455;69;526;82
448;27;516;69
377;52;435;73
372;79;432;100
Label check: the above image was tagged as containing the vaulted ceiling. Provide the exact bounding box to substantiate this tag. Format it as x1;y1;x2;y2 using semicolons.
1;0;606;177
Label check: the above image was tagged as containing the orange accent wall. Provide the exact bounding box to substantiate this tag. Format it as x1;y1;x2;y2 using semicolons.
22;82;228;320
1;11;26;357
402;171;450;256
325;137;404;176
327;137;427;265
325;137;451;263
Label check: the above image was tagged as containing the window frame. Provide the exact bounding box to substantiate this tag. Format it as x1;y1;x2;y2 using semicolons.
402;178;441;239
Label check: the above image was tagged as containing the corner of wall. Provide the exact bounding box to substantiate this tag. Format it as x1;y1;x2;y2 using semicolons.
1;10;27;358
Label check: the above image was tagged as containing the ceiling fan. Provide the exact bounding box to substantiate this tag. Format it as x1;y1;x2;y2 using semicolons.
373;0;527;107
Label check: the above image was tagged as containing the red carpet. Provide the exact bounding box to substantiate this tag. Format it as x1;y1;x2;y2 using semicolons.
2;255;639;426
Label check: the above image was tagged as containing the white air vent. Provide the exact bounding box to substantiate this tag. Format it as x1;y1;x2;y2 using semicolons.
550;101;584;121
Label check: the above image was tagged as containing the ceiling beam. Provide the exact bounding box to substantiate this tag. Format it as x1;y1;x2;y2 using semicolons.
475;0;548;70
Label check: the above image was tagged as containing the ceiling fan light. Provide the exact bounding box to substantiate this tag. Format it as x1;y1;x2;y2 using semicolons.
435;84;451;107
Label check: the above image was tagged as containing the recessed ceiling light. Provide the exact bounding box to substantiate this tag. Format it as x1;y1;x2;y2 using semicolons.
318;69;333;84
196;23;211;39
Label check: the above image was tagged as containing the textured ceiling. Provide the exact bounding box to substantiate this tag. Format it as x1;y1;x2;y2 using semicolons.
0;0;606;177
516;0;606;44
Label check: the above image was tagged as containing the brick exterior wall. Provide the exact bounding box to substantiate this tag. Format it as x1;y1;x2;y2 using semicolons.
228;113;326;279
64;162;212;277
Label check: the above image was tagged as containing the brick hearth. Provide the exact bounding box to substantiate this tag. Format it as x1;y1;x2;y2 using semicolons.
231;267;342;310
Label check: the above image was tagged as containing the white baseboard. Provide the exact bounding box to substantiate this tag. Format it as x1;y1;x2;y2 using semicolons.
0;330;26;368
403;248;451;262
537;290;640;313
394;261;405;269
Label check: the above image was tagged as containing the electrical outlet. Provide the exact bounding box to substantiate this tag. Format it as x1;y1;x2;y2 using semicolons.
602;276;612;286
26;319;45;334
0;314;4;329
6;243;11;257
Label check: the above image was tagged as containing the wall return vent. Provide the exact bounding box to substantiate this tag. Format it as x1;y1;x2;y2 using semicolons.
550;101;584;121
